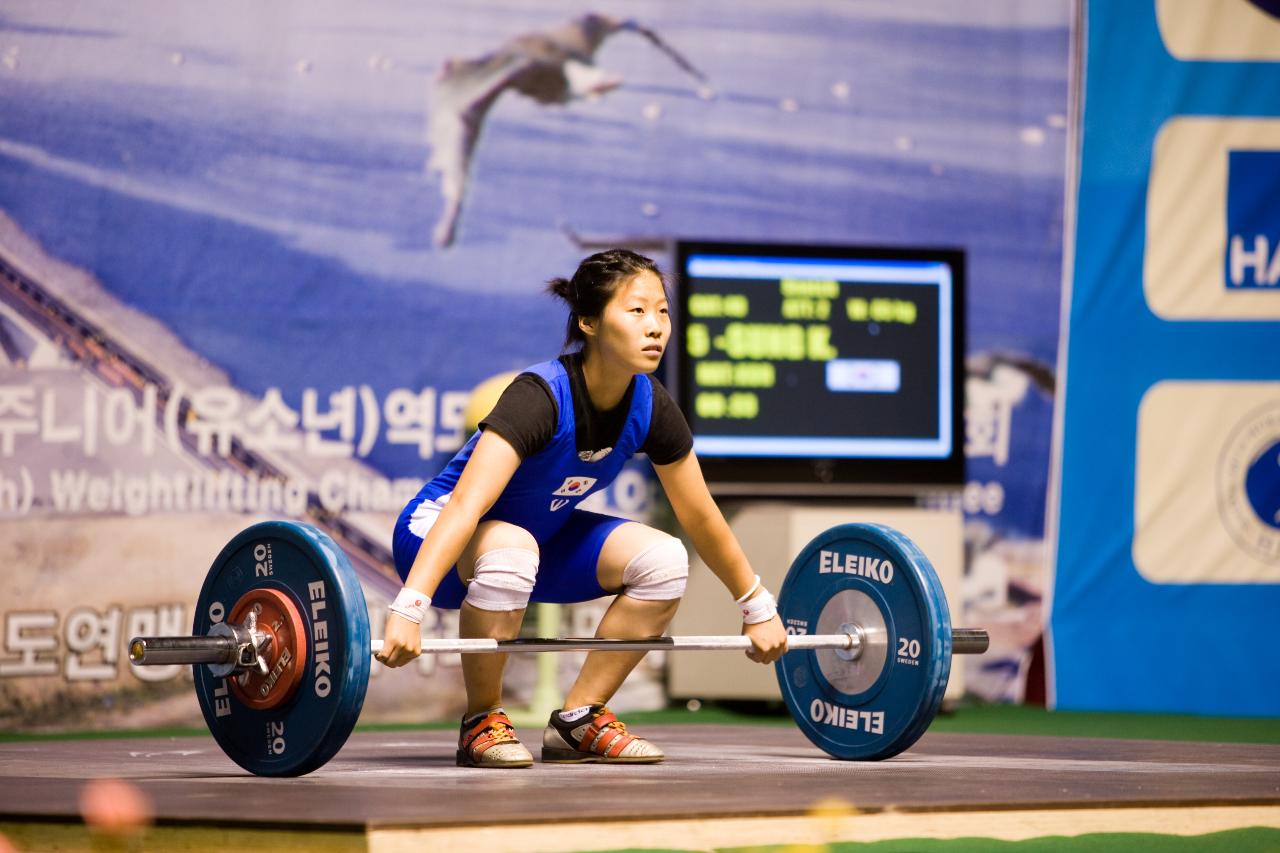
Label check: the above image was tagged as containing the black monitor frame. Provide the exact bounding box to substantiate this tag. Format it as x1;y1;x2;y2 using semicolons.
670;240;965;496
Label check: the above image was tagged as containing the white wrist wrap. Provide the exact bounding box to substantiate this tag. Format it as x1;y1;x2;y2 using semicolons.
740;587;778;625
735;575;762;605
389;587;430;624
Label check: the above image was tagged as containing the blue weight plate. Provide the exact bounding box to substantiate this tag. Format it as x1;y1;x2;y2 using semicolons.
775;523;952;761
193;521;370;776
886;525;954;754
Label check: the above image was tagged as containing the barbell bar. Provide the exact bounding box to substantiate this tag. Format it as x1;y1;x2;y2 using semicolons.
132;628;989;664
127;519;988;775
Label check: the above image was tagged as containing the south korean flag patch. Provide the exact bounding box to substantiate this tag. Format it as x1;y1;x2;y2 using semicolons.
550;476;597;511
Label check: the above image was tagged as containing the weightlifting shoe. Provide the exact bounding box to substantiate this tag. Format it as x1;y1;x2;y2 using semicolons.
457;709;533;768
542;704;665;764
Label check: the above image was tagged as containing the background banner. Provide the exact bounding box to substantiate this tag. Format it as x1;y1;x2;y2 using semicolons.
1050;0;1280;716
0;0;1069;728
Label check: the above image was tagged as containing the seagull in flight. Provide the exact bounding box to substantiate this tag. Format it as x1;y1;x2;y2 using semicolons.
426;13;707;248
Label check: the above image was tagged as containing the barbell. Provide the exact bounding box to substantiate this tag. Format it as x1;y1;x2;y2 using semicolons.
128;520;988;776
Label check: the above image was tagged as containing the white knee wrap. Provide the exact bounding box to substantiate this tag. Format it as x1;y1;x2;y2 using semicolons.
622;537;689;601
465;548;539;611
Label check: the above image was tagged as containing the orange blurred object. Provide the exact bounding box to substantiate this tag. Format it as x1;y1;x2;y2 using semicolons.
78;777;154;836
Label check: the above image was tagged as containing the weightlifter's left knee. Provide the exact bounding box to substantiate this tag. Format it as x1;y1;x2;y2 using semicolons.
621;537;688;602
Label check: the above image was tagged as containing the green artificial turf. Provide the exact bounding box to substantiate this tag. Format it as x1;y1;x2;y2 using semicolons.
925;702;1280;744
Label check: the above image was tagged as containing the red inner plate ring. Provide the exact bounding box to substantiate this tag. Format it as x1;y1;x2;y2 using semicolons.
228;587;309;711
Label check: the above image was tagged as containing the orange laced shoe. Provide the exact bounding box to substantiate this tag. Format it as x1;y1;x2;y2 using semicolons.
456;709;533;768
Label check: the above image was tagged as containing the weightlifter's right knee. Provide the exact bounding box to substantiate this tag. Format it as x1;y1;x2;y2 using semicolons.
463;523;539;612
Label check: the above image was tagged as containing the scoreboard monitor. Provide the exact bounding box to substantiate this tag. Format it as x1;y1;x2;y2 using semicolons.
672;241;965;494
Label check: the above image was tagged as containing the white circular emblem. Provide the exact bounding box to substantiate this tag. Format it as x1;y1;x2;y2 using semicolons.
1216;399;1280;564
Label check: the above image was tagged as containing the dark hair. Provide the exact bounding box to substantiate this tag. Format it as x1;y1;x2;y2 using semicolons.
546;249;665;350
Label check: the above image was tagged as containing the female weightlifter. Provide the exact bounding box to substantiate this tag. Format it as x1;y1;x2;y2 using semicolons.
377;249;788;768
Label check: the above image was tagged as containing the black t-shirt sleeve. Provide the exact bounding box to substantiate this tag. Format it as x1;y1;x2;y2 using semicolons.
641;376;694;465
478;373;557;459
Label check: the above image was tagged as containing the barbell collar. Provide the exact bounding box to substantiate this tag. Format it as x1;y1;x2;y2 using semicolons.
128;621;272;674
129;635;240;666
951;628;989;655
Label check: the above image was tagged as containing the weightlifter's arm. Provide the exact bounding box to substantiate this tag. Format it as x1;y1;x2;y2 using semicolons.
378;430;523;667
654;451;788;664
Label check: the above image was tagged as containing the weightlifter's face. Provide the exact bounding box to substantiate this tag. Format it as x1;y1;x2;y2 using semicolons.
583;271;670;375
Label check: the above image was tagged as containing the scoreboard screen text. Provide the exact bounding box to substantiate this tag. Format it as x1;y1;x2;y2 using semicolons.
678;253;955;461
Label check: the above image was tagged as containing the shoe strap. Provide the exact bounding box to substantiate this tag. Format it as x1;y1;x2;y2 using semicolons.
578;709;636;757
462;711;519;757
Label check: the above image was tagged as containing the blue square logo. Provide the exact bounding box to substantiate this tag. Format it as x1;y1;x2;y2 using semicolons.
1225;149;1280;289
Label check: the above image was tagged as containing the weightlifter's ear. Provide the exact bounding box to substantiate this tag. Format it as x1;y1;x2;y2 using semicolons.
578;315;597;339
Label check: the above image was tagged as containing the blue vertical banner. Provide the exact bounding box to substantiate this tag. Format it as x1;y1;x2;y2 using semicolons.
1051;0;1280;715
